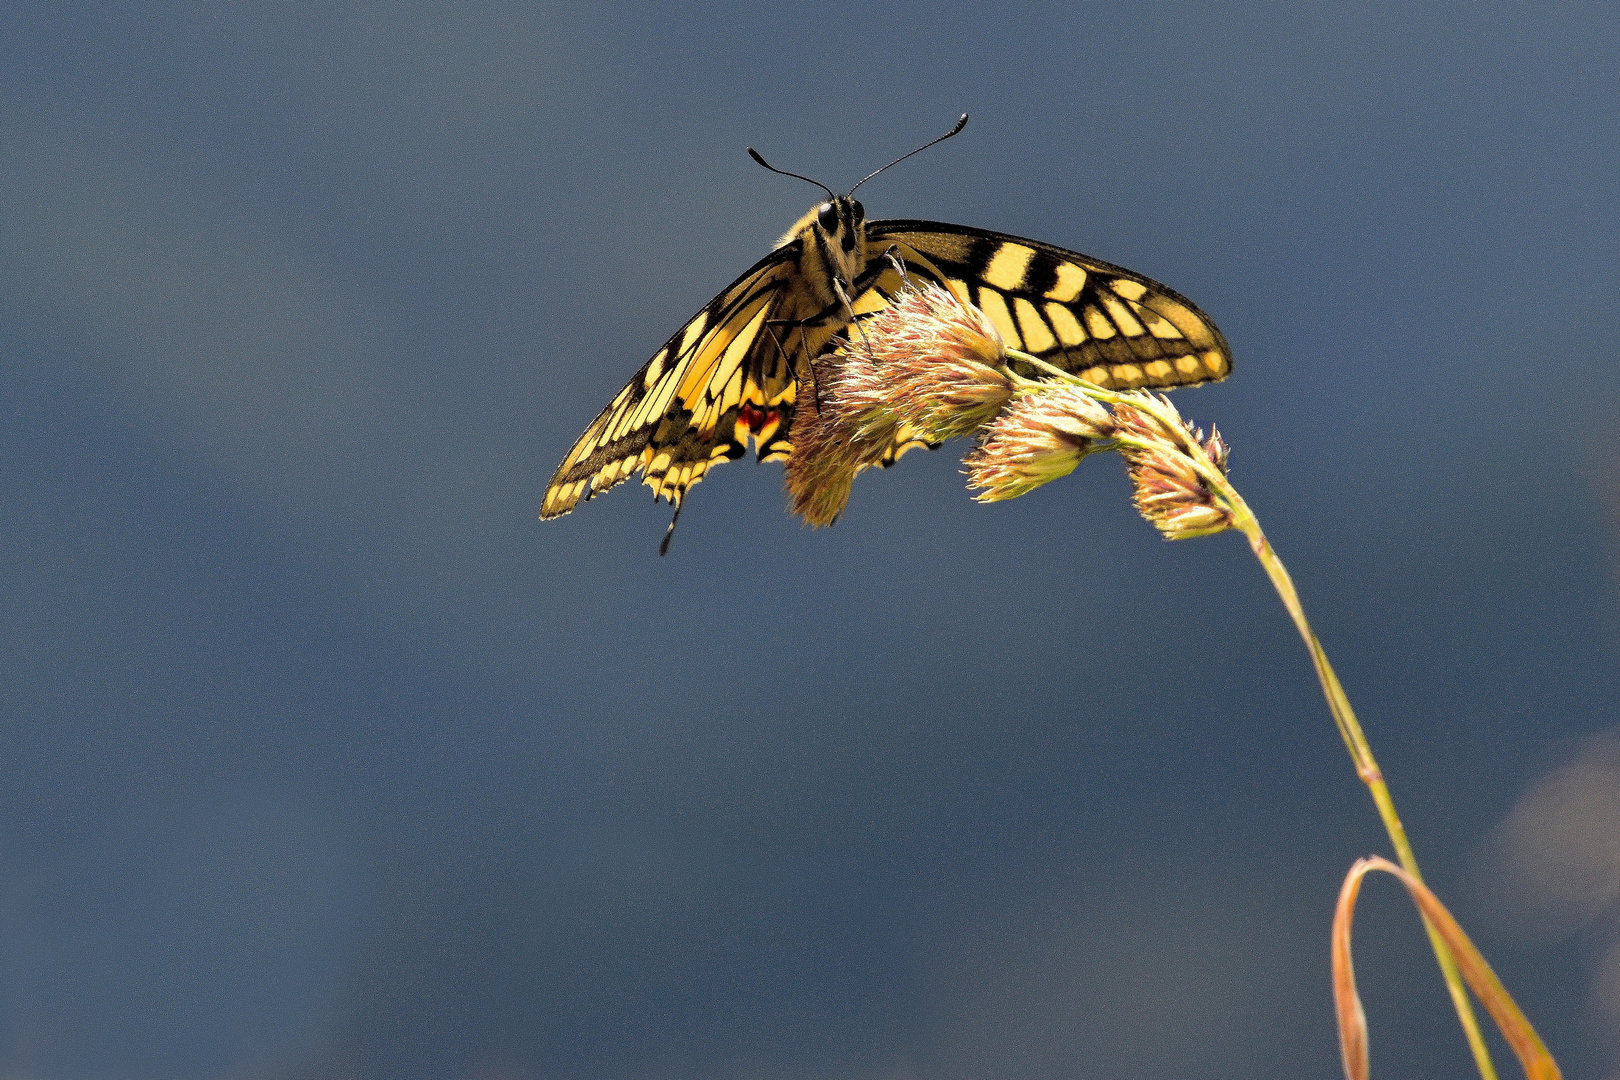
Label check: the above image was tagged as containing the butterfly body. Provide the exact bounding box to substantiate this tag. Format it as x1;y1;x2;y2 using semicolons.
541;196;1232;525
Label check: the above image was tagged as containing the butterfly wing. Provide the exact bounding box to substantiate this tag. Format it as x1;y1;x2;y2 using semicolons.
544;217;1233;522
541;245;808;519
865;220;1233;390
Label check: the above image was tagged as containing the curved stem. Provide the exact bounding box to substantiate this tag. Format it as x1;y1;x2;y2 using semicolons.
1001;354;1502;1078
1218;482;1499;1080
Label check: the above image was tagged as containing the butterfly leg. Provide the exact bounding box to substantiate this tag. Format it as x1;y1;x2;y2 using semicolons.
658;501;683;557
881;246;912;288
763;318;823;411
795;319;828;411
831;277;878;365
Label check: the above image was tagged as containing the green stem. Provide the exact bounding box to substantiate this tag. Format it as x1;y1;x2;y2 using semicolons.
1220;488;1498;1080
1003;351;1501;1080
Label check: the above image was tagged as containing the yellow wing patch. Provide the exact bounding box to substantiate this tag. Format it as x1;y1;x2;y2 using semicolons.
868;221;1233;391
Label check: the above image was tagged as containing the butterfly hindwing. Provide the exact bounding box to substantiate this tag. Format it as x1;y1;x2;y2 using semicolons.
866;221;1233;391
540;245;808;519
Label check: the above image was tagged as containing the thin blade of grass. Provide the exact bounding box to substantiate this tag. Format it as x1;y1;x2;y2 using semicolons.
1331;856;1561;1080
1333;862;1373;1080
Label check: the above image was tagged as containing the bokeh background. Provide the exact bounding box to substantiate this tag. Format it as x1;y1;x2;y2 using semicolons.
3;4;1618;1078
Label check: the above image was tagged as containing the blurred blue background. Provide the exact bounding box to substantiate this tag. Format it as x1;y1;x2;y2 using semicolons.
3;3;1618;1078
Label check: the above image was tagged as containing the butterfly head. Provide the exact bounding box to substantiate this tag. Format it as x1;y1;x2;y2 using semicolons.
778;194;869;284
815;196;865;252
753;113;967;273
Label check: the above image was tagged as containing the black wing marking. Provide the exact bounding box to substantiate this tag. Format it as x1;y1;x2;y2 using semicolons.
867;220;1233;390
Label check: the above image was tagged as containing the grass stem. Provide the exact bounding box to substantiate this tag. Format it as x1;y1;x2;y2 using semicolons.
1002;349;1500;1078
1214;470;1499;1080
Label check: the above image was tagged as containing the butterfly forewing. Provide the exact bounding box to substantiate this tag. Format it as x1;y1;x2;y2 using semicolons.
869;221;1232;390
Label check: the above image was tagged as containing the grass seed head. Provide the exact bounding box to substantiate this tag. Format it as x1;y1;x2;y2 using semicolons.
1113;396;1236;540
836;282;1015;443
785;283;1017;525
965;383;1117;501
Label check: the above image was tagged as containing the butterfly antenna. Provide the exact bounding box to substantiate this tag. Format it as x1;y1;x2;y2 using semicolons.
849;113;968;194
747;148;835;200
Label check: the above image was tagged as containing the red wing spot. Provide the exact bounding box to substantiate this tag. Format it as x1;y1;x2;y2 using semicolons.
738;403;780;431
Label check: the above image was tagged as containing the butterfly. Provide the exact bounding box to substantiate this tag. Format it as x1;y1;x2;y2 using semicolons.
541;115;1232;551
